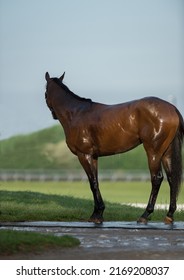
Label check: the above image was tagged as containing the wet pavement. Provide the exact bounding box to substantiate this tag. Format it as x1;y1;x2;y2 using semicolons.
0;221;184;259
1;220;184;230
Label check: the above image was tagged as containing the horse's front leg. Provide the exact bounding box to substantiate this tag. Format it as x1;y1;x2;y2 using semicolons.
77;153;105;224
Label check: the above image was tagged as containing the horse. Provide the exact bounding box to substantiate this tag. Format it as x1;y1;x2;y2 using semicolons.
45;71;184;224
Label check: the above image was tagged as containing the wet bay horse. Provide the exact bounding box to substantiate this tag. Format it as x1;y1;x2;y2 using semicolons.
45;72;184;224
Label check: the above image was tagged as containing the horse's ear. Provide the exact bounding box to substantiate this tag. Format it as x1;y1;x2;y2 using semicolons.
59;72;65;82
45;72;50;81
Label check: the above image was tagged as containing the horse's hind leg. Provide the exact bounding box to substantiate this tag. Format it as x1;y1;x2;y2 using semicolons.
137;152;163;224
162;145;177;224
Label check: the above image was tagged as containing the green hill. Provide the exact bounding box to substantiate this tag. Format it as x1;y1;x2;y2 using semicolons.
0;125;149;171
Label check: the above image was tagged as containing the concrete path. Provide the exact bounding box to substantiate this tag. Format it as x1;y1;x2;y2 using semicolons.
1;221;184;229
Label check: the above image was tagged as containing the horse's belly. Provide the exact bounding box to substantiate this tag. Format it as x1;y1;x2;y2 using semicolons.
97;132;140;156
66;123;140;156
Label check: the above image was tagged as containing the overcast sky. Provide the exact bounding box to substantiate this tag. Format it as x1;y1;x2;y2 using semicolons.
0;0;183;139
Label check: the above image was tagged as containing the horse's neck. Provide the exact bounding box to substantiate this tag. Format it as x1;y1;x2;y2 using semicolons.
60;89;91;110
56;92;88;123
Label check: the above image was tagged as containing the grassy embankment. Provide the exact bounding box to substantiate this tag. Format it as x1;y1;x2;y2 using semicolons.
0;230;80;256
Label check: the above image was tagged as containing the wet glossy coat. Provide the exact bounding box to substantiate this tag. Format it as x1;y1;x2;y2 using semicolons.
45;72;184;224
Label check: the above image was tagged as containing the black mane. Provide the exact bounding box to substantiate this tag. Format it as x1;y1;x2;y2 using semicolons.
52;78;92;103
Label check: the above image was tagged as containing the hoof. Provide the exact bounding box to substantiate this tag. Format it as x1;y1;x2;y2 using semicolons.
137;217;148;224
164;216;173;224
88;216;103;224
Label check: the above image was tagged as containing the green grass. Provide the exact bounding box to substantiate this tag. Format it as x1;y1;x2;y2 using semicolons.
0;230;80;256
0;181;183;222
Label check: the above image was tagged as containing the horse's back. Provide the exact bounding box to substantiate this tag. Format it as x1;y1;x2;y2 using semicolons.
65;96;181;157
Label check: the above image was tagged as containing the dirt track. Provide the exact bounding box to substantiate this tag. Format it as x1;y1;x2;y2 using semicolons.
0;222;184;260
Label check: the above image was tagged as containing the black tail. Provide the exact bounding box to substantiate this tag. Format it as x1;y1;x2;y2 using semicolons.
171;110;184;197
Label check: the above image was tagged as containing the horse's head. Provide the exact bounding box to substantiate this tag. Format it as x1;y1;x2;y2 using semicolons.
45;71;65;119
